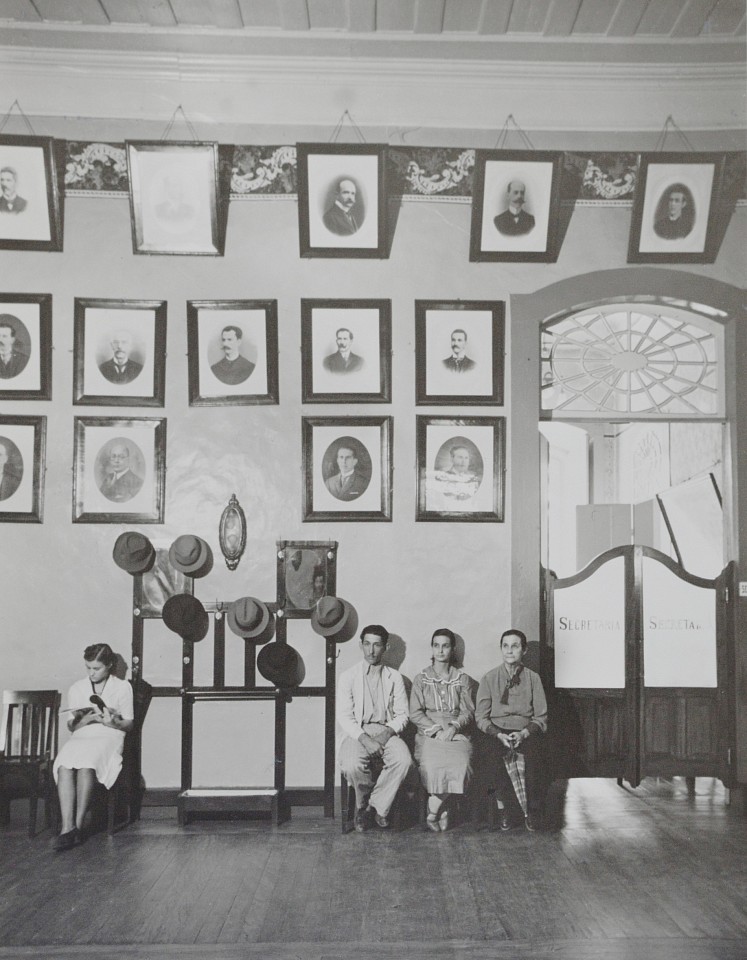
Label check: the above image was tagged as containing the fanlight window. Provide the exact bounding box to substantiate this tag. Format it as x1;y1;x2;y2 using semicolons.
541;302;724;419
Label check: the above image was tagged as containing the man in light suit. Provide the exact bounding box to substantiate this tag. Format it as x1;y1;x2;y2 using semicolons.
337;624;412;831
493;179;535;236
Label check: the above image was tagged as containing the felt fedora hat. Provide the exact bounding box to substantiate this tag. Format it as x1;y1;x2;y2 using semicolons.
310;596;358;643
226;596;275;645
162;593;210;643
257;642;303;689
112;531;156;575
168;535;214;579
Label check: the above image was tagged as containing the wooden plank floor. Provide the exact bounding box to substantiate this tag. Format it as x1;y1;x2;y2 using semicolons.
0;778;745;960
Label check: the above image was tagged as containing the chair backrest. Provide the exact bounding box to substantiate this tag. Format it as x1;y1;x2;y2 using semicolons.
1;690;61;761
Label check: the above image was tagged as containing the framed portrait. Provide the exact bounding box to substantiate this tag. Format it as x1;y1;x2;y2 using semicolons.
416;416;505;522
0;135;64;252
73;299;166;406
296;143;388;258
627;152;725;263
276;539;338;619
0;415;46;523
301;299;391;403
126;141;223;256
302;416;393;522
186;300;279;406
0;293;52;401
415;300;505;405
134;543;194;618
73;417;166;524
470;150;562;262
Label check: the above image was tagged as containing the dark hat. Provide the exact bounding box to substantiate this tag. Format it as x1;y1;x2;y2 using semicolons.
168;535;214;579
112;532;156;575
257;642;303;689
226;597;275;645
310;596;358;643
162;593;210;643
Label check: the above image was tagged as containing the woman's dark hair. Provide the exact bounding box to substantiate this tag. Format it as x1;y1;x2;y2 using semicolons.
500;628;527;651
83;643;117;669
431;627;457;666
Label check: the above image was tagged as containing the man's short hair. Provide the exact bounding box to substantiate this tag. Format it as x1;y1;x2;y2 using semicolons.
667;183;689;202
0;315;17;337
221;325;243;339
500;628;528;651
336;327;353;340
451;328;467;340
110;443;130;456
0;166;17;180
360;623;389;644
336;444;357;460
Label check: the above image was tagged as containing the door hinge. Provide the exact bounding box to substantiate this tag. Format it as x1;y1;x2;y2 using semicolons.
724;587;729;603
727;748;732;766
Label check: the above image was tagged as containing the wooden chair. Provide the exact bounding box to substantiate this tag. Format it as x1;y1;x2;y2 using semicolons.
104;678;153;834
0;690;60;837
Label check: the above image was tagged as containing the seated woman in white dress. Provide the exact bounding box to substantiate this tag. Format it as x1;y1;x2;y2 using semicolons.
52;643;133;851
409;628;474;832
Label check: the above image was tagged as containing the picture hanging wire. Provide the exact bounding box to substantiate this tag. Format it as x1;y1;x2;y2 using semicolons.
160;105;200;142
0;99;36;135
654;115;695;153
493;114;534;151
329;110;367;144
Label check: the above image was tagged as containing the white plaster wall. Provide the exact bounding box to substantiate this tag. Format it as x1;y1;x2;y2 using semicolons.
1;190;744;787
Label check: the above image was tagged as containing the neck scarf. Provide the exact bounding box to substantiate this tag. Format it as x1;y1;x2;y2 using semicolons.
500;663;523;705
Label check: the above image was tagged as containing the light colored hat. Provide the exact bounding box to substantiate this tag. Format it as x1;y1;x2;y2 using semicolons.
257;642;303;689
168;535;214;579
310;596;358;643
162;594;210;643
226;597;275;645
112;532;156;575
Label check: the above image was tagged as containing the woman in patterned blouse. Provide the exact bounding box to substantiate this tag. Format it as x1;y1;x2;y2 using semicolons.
409;628;475;831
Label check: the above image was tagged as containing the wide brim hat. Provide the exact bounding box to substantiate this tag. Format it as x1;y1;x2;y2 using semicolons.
112;531;156;575
257;642;304;689
310;596;358;643
168;535;214;579
162;593;210;643
226;596;275;644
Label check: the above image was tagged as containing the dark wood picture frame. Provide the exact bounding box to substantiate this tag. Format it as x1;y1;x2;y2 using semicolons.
276;539;338;619
126;140;224;256
416;415;505;522
301;298;392;403
0;135;64;252
0;293;52;401
469;149;562;263
73;298;166;407
73;416;166;524
0;414;46;523
302;416;393;522
296;142;388;259
415;300;505;406
187;300;279;406
627;152;725;264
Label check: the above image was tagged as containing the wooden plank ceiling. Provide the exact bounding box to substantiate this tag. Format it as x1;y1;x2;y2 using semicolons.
1;0;744;39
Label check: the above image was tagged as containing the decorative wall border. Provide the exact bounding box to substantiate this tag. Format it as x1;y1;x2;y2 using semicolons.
63;142;746;202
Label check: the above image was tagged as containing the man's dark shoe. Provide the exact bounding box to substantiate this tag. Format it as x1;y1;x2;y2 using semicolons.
524;813;538;832
353;806;370;833
52;828;78;852
499;810;511;832
373;811;389;829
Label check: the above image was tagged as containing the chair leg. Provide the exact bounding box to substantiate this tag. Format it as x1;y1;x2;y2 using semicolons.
340;773;352;834
28;794;38;838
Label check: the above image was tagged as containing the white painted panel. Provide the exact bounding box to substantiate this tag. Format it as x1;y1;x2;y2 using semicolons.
643;557;717;686
554;556;626;688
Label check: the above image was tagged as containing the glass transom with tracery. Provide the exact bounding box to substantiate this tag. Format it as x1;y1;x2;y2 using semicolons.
541;304;722;419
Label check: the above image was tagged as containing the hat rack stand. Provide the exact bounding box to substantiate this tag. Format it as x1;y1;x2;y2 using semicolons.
125;539;340;826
